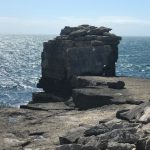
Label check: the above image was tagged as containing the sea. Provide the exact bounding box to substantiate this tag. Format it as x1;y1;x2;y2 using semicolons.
0;35;150;107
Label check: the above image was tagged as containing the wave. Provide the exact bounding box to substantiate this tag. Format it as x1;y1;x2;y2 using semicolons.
0;35;150;106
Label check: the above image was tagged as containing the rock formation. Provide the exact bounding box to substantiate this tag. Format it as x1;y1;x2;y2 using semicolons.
37;25;121;95
116;101;150;123
56;102;150;150
0;24;150;149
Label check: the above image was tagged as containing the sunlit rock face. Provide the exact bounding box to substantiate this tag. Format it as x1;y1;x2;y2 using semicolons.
37;25;121;94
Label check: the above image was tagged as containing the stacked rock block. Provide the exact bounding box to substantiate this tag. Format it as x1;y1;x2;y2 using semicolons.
37;25;121;95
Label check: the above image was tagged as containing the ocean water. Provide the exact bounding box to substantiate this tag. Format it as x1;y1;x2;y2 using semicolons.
0;35;150;106
0;35;54;107
117;37;150;78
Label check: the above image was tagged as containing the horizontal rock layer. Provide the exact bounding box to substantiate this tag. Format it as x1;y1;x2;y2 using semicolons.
0;77;150;149
37;25;121;94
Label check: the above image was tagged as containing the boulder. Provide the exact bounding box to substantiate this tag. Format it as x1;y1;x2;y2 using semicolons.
107;142;135;150
60;26;78;35
88;26;112;35
78;123;139;149
57;115;150;150
59;126;88;144
107;81;125;89
84;124;110;136
104;119;140;130
105;127;139;144
70;29;87;37
116;102;150;123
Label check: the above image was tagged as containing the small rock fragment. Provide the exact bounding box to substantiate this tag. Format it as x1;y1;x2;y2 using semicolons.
59;127;88;144
107;81;125;89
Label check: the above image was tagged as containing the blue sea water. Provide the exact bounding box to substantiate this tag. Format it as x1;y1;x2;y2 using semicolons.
0;35;54;107
0;35;150;106
117;37;150;78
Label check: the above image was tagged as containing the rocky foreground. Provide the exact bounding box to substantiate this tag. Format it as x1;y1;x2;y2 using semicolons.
1;25;149;150
0;76;150;150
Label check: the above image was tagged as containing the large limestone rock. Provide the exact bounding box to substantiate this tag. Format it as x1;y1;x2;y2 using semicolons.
37;25;121;94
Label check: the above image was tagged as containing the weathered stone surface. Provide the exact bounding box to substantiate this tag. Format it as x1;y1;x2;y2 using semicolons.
66;45;112;76
105;127;139;144
37;25;121;95
107;142;135;150
70;29;87;37
82;145;98;150
56;144;83;150
73;76;150;99
84;124;109;136
59;126;88;144
0;95;150;149
91;40;104;46
1;102;119;149
35;76;150;108
56;144;98;150
104;119;140;130
107;81;125;89
88;26;112;35
72;87;135;109
72;88;113;109
63;120;140;150
136;136;150;150
116;102;150;123
32;92;66;103
20;102;74;111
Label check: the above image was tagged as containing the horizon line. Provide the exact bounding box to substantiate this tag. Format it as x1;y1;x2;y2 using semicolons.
0;33;150;37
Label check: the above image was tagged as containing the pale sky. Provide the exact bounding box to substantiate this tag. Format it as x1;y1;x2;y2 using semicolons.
0;0;150;36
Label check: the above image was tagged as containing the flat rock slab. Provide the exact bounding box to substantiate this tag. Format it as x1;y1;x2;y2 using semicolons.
72;76;150;109
73;76;150;101
0;77;150;149
32;92;66;103
72;87;141;109
20;102;74;111
1;104;131;149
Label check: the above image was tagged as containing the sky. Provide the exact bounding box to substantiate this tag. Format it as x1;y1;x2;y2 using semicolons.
0;0;150;36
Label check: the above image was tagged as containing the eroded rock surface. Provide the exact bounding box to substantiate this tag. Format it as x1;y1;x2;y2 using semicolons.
0;76;150;149
57;103;150;150
116;101;150;123
37;25;121;95
33;76;150;109
0;25;150;150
